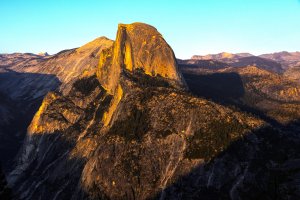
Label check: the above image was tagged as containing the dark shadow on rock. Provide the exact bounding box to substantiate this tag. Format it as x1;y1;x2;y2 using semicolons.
10;122;300;200
9;132;91;200
8;77;109;199
0;69;61;173
154;120;300;200
6;70;300;199
181;71;283;127
182;72;245;100
0;164;12;200
232;56;284;74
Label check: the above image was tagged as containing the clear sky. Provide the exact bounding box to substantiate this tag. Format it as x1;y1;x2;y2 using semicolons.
1;0;300;59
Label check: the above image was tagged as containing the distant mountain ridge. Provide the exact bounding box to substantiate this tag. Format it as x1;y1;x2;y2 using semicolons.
192;52;254;61
188;51;300;74
192;51;300;61
1;24;300;200
9;22;292;200
192;51;300;65
260;51;300;69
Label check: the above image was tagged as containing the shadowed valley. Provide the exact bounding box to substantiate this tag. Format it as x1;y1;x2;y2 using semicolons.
0;23;300;200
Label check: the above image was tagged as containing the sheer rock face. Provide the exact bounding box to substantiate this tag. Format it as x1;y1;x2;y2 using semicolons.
9;75;264;200
97;23;185;94
8;23;300;200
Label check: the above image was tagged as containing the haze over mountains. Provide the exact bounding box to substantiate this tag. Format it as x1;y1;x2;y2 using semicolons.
183;51;300;83
189;51;299;73
0;23;300;200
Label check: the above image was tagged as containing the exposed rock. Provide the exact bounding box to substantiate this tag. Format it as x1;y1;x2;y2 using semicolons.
9;73;265;200
260;51;300;69
0;36;114;98
180;63;300;124
7;23;274;200
190;53;284;74
28;92;83;134
4;23;300;200
37;52;49;56
0;37;113;171
97;23;185;94
231;56;284;74
191;52;253;61
0;53;43;69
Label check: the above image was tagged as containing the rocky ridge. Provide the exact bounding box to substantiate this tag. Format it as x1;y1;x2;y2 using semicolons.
2;23;300;200
188;53;284;74
97;23;185;94
0;37;113;171
7;23;281;200
260;51;300;69
180;63;300;124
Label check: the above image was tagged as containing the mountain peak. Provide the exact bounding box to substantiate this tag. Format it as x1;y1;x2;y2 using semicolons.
37;52;49;56
76;36;113;53
97;22;185;94
220;52;234;58
191;52;254;60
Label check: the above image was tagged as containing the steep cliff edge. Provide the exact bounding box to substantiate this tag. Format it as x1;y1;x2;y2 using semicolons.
8;23;300;200
97;23;185;94
0;37;113;172
96;22;186;127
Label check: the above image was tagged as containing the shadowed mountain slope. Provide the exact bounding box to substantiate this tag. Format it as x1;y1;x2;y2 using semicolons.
2;23;300;200
0;165;12;200
0;37;113;172
188;53;284;74
284;65;300;84
7;23;274;200
180;63;300;125
260;51;300;69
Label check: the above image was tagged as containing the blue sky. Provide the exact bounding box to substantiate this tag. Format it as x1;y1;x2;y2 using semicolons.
1;0;300;59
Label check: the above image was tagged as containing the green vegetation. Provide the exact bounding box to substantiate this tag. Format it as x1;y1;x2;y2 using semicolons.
84;94;112;134
73;75;100;96
185;119;247;161
109;106;150;142
120;150;142;183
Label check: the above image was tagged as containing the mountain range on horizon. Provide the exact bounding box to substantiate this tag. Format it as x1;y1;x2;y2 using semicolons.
179;51;300;82
0;22;300;200
191;51;300;60
191;51;300;69
3;50;300;77
4;50;300;65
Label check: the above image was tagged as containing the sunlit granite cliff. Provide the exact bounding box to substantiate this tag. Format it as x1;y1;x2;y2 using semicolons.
6;23;300;200
97;23;185;94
